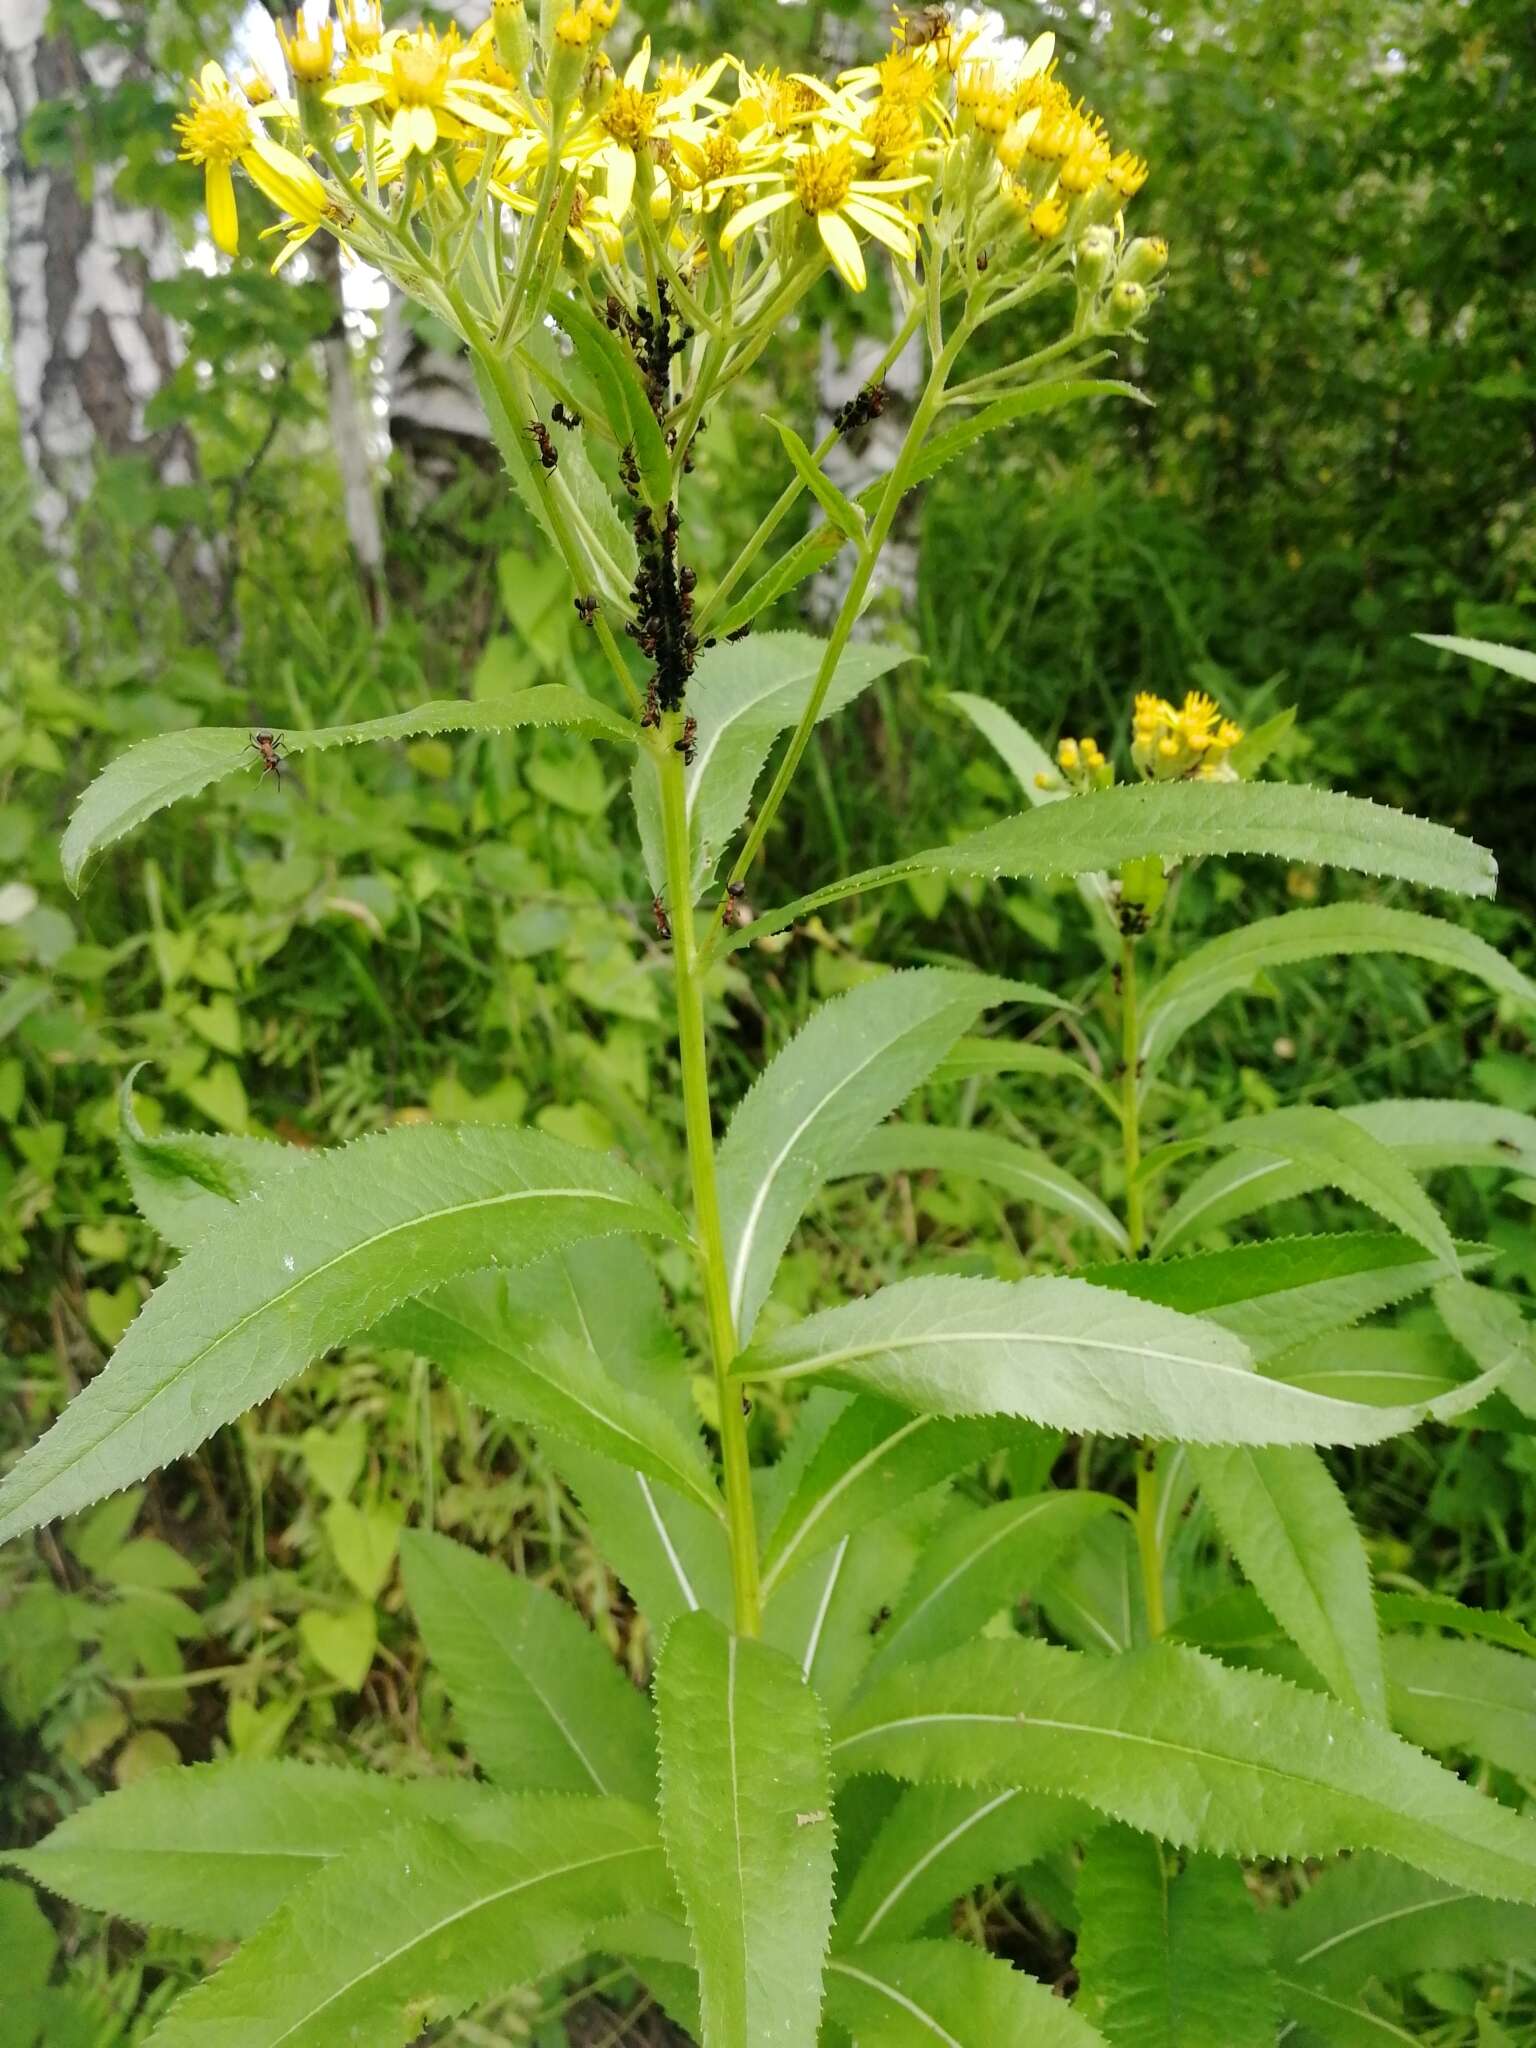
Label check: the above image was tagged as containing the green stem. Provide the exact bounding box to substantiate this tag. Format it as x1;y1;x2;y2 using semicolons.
716;310;973;912
695;294;928;639
657;733;762;1636
1119;931;1145;1258
1135;1443;1166;1639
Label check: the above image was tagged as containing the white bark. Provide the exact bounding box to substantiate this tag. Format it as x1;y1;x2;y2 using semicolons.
0;0;196;562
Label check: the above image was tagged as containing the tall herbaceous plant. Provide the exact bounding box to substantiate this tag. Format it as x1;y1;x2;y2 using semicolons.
8;4;1536;2043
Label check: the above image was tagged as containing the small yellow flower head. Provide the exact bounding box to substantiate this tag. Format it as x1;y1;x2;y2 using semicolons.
794;140;856;216
277;13;335;86
1107;149;1149;197
955;62;1013;139
602;81;658;147
1119;235;1168;285
1056;733;1112;791
241;69;276;107
554;6;595;50
875;46;937;111
1107;277;1148;329
765;70;822;134
863;97;923;169
1059;136;1110;196
584;0;622;31
337;0;383;59
173;63;252;255
1028;192;1068;241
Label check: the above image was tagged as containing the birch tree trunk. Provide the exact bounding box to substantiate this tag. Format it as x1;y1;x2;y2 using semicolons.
0;0;198;575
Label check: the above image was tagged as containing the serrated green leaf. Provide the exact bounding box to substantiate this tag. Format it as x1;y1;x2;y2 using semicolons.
6;1761;489;1938
1151;1106;1457;1265
934;1035;1115;1106
1074;1826;1278;2046
1156;1103;1536;1252
768;416;867;541
731;783;1496;949
916;376;1149;484
118;1068;303;1249
0;1126;685;1544
835;1785;1087;1948
1081;1233;1470;1366
825;1938;1109;2046
1374;1593;1536;1660
63;689;632;892
631;633;907;893
839;1123;1129;1252
831;1638;1536;1903
717;971;1030;1342
1415;633;1536;687
765;1507;928;1713
1270;1852;1536;1994
1434;1276;1536;1418
737;1274;1502;1446
379;1266;722;1515
655;1612;835;2048
143;1794;667;2048
1385;1635;1536;1777
1138;905;1536;1080
560;1442;734;1628
1189;1446;1384;1720
1268;1327;1474;1406
401;1530;655;1802
1041;1512;1149;1656
862;1492;1118;1682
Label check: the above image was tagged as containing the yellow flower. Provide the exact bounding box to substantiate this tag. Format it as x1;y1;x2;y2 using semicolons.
589;41;724;222
1027;191;1068;240
719;133;926;291
276;13;335;86
337;0;384;60
1131;692;1243;780
669;123;784;213
326;26;519;159
1055;733;1112;790
173;63;253;255
1108;149;1150;197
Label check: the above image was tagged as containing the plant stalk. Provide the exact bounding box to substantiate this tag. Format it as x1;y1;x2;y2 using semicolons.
1119;930;1145;1258
657;733;762;1636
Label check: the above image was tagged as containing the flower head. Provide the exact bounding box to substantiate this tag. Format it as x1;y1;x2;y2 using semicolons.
1131;692;1243;781
173;63;253;254
277;13;336;86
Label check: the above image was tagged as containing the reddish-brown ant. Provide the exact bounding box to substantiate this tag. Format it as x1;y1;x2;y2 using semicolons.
651;894;671;940
674;715;697;765
574;594;598;624
248;730;286;783
527;420;559;471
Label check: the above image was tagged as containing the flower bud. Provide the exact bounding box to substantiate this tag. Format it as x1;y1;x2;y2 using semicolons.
493;0;534;78
1105;278;1148;330
1118;854;1167;925
546;6;592;105
1118;235;1168;286
1074;225;1115;293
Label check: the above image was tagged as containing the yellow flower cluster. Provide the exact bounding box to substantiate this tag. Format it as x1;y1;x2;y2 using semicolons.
1131;691;1243;781
171;2;1158;300
1041;692;1243;793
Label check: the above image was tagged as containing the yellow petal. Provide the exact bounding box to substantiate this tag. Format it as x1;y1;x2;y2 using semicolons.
844;197;915;261
246;133;327;219
818;209;865;291
623;39;651;89
206;159;239;255
718;187;793;252
605;143;636;220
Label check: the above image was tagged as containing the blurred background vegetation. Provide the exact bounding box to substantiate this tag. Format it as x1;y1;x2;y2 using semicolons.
1;0;1533;2040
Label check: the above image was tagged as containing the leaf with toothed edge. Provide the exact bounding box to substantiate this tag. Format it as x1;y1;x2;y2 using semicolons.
831;1637;1536;1904
824;1939;1111;2046
837;1121;1129;1252
61;688;634;892
1080;1232;1478;1364
716;970;1045;1344
117;1067;304;1249
4;1760;494;1939
734;1273;1511;1446
139;1793;670;2048
0;1125;685;1546
655;1611;835;2048
726;782;1497;949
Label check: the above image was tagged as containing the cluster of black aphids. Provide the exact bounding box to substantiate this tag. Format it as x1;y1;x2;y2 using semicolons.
629;501;698;716
833;382;889;436
605;280;691;418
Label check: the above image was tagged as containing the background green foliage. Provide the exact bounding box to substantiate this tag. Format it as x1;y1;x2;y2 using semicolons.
1;0;1533;2039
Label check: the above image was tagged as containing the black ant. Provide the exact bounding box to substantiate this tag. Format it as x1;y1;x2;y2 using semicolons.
618;441;640;496
725;622;752;643
674;715;697;765
651;894;671;940
833;382;889;436
527;420;559;471
721;878;752;929
248;730;286;783
868;1603;892;1636
574;594;598;625
640;680;660;730
551;401;582;430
